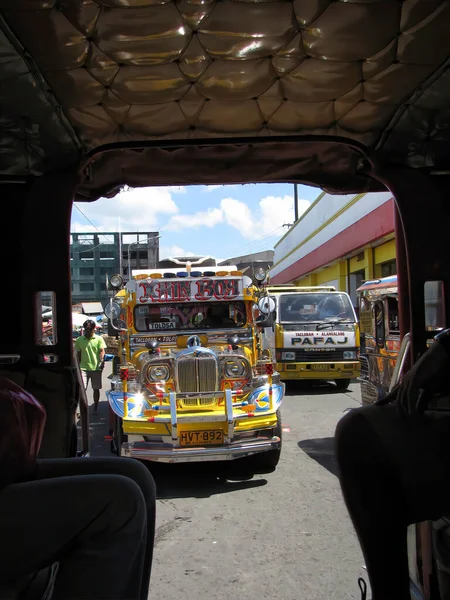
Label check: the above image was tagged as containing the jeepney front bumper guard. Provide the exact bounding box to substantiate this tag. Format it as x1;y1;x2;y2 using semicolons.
115;388;282;463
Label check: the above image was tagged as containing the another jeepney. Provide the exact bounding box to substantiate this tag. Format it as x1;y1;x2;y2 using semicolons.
258;285;360;389
356;275;400;404
103;266;284;471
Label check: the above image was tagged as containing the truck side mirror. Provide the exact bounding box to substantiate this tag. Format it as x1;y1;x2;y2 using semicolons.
256;312;275;328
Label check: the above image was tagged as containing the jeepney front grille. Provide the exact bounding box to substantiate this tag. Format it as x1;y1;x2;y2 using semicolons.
294;349;348;362
359;355;369;380
176;354;219;394
181;397;215;408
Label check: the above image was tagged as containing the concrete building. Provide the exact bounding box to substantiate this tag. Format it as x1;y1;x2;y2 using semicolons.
270;191;396;306
219;250;274;274
71;231;159;305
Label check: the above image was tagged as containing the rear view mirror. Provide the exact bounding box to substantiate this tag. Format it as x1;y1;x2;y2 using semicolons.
258;297;276;314
256;313;275;328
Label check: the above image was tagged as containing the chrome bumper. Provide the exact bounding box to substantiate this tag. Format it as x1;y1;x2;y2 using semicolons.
121;436;281;463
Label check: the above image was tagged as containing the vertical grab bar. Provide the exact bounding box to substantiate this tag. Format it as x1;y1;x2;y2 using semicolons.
389;332;411;391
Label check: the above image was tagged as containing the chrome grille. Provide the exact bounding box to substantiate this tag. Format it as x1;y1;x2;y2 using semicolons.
360;380;379;404
177;354;218;394
359;355;369;379
181;397;215;408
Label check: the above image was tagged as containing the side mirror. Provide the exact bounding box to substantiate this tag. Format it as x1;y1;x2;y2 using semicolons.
256;313;274;328
258;297;276;315
227;335;240;349
146;339;160;354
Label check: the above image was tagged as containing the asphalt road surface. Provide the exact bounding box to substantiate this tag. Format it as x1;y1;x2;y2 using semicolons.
85;364;366;600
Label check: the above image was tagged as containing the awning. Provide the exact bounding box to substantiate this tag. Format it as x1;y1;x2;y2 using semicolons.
81;302;104;315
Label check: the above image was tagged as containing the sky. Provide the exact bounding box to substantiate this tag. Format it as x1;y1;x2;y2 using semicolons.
70;183;320;262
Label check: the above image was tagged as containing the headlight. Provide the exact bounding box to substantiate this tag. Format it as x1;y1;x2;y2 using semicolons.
343;351;357;360
109;274;124;289
224;359;247;378
254;267;267;282
149;365;170;382
281;352;295;360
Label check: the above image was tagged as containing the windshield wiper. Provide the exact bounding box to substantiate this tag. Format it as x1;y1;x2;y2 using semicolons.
316;318;352;331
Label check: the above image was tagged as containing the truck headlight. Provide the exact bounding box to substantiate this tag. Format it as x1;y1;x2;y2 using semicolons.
224;359;247;378
281;352;295;360
343;351;357;360
149;365;170;382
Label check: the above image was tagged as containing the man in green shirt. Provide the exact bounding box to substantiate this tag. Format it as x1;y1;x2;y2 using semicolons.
75;319;107;412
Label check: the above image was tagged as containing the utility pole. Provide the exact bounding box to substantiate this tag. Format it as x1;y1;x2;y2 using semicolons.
294;183;299;222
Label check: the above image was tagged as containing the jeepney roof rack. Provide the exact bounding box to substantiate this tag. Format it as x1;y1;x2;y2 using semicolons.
132;265;240;278
356;275;398;292
263;285;337;293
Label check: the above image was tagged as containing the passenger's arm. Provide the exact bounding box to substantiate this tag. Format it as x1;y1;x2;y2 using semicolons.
98;338;106;369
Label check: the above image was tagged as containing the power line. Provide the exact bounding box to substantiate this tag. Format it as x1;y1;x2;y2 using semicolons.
72;204;115;244
224;225;285;259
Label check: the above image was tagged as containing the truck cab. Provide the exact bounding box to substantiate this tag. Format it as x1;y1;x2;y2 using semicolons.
258;285;360;390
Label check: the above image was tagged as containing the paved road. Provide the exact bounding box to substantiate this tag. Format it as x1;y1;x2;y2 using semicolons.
85;366;366;600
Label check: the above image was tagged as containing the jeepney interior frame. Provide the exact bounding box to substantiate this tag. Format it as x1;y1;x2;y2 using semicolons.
1;4;450;599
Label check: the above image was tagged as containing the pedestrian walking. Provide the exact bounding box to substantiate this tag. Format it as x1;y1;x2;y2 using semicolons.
75;319;106;412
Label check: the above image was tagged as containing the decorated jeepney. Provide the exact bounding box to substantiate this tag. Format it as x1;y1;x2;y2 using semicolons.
103;265;284;471
356;275;400;404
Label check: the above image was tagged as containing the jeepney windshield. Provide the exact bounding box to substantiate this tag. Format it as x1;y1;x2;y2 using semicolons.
133;301;247;332
278;293;356;323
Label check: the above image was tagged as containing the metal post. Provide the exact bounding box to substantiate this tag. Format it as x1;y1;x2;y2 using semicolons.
118;221;122;279
127;239;140;280
169;392;178;441
294;184;299;222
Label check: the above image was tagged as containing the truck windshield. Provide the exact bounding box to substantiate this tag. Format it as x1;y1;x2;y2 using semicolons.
278;293;355;323
133;301;247;332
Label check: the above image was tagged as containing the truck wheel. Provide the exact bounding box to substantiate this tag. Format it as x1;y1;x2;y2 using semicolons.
112;416;127;456
238;410;283;474
335;379;351;391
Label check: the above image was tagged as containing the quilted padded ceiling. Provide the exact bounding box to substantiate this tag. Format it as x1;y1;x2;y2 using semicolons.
1;0;450;199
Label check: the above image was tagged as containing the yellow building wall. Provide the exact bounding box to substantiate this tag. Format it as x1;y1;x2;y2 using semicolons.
292;238;396;290
374;239;396;277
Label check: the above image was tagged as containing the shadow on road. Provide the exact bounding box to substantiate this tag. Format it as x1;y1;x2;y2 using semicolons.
78;400;269;499
284;380;357;397
297;436;339;477
149;463;268;499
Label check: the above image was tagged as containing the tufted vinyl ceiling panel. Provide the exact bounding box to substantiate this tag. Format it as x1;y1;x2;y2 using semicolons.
0;0;450;198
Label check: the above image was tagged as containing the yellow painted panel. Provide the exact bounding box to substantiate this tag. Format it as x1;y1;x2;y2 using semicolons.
365;248;374;280
294;273;317;286
374;239;396;266
316;264;339;285
349;254;367;273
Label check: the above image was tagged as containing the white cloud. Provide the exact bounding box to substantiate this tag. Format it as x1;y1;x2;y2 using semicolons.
159;194;310;244
71;186;179;232
160;245;196;259
165;208;223;231
220;194;310;240
203;185;237;193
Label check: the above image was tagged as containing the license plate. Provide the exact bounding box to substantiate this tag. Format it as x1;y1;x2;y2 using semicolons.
179;430;224;446
310;364;329;371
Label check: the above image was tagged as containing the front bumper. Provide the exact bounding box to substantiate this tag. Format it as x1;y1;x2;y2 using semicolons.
121;435;281;463
276;361;359;381
108;384;284;463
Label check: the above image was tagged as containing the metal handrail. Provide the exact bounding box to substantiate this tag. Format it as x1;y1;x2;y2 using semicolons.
388;332;411;392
